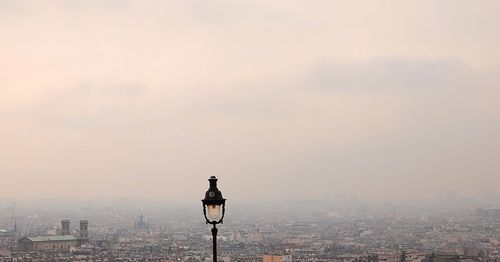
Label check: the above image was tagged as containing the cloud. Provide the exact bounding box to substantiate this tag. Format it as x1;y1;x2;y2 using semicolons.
187;57;473;120
305;57;466;92
1;56;499;200
164;57;500;200
98;82;148;97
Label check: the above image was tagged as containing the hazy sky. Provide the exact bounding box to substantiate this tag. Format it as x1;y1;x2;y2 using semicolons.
1;0;499;202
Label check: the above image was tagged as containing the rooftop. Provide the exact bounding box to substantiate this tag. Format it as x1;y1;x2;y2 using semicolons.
27;235;78;242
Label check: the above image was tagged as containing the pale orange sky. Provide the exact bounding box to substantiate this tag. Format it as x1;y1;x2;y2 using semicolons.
1;0;500;202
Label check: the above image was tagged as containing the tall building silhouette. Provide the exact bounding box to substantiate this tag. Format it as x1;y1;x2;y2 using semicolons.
61;220;70;235
134;213;149;230
79;220;89;243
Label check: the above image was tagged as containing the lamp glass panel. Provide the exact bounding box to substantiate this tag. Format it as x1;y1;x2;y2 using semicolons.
207;204;221;221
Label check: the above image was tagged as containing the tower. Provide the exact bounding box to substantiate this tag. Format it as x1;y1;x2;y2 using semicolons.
61;220;70;235
135;212;148;229
10;201;16;232
79;220;89;242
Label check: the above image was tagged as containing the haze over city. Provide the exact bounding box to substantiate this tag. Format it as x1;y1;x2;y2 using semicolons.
1;0;500;203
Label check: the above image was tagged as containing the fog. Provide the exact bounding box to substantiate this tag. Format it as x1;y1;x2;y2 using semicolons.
1;0;500;203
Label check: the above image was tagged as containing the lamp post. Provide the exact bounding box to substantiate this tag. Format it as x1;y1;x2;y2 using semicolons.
202;176;226;262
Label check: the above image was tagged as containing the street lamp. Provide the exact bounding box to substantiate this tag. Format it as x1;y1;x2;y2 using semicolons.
202;176;226;262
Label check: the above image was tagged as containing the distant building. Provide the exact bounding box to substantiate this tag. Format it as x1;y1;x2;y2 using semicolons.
134;213;149;230
282;255;293;262
0;247;12;262
79;220;89;244
433;254;460;262
403;251;426;262
263;255;282;262
46;227;58;236
463;247;478;258
476;208;500;218
61;219;70;235
377;252;401;262
18;235;78;251
263;255;292;262
18;219;89;252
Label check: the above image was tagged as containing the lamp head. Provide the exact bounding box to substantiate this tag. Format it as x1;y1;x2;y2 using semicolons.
202;176;226;224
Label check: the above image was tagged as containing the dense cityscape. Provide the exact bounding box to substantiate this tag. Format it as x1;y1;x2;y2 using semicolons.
1;197;499;262
2;1;500;262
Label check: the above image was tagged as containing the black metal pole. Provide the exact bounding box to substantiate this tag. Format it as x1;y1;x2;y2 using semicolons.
211;224;218;262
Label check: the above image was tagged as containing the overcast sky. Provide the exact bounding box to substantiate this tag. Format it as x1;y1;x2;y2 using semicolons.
1;0;499;202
